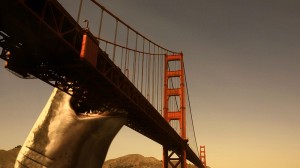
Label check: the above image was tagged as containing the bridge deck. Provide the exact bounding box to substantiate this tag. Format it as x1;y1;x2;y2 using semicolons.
0;0;203;167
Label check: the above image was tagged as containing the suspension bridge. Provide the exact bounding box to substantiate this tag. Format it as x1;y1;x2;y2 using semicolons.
0;0;205;167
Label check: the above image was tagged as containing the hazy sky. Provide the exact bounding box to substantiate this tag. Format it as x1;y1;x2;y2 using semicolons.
1;0;300;167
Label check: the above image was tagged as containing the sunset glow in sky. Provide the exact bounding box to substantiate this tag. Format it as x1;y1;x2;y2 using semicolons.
1;0;300;167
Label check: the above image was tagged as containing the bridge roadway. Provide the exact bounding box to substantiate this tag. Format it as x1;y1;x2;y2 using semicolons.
0;0;203;167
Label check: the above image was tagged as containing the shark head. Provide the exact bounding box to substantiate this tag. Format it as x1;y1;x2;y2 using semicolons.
15;88;127;168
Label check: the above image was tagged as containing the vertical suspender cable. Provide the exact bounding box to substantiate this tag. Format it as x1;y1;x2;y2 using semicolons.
147;41;151;101
141;38;145;95
133;33;138;84
125;27;129;74
152;46;155;104
112;20;118;62
121;48;124;71
156;48;159;111
137;52;140;90
137;37;140;90
97;9;104;43
161;49;164;114
126;50;130;77
145;42;149;100
77;0;83;22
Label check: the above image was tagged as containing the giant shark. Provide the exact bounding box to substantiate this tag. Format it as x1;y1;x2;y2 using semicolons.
15;88;127;168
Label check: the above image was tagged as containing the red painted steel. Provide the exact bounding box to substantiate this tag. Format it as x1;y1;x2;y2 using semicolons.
163;53;187;168
80;31;99;67
199;146;207;168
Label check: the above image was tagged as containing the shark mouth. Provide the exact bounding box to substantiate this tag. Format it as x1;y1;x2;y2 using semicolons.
70;97;127;119
15;88;127;168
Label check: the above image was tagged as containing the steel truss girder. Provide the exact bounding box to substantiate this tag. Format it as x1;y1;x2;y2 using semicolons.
0;0;204;166
23;0;82;53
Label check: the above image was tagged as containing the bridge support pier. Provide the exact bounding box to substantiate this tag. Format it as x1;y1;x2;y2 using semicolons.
163;146;187;168
15;88;126;168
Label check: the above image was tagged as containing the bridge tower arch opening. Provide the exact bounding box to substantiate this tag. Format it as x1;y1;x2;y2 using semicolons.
163;53;187;168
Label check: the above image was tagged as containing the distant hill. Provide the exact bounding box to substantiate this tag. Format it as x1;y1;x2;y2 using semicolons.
0;146;21;168
0;147;203;168
103;154;162;168
103;154;197;168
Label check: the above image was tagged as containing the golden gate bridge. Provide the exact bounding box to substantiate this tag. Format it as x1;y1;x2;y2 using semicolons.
0;0;206;167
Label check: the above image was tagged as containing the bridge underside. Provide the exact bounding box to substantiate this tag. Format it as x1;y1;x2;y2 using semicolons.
0;0;203;167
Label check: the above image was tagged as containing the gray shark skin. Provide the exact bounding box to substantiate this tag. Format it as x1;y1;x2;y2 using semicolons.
15;88;126;168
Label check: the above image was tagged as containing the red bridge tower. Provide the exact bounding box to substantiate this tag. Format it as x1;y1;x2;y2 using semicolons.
199;146;207;168
163;53;187;168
